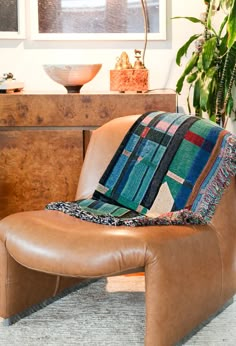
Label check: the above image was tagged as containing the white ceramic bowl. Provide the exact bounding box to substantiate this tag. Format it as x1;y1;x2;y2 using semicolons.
43;64;102;93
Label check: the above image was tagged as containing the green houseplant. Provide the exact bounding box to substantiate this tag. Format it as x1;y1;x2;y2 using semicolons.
175;0;236;126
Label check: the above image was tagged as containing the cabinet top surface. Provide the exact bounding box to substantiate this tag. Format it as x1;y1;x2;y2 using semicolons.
0;89;176;127
0;89;176;96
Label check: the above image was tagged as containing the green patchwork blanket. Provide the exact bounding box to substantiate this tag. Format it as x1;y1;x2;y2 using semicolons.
46;112;236;226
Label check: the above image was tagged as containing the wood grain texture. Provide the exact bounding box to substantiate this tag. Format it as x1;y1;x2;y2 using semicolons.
0;92;176;127
0;130;83;219
0;91;176;218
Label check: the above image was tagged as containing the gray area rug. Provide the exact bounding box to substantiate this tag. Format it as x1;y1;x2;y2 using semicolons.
0;276;235;345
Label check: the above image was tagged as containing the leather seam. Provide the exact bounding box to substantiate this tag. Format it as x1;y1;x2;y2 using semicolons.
208;222;224;304
53;276;61;296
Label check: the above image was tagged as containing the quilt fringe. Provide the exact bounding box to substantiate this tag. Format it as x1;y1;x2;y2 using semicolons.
46;201;125;226
194;134;236;222
46;201;206;227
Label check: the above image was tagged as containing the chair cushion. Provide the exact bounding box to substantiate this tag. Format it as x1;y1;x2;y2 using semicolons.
0;209;216;277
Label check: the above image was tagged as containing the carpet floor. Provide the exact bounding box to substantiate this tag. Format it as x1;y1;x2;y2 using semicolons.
0;276;235;345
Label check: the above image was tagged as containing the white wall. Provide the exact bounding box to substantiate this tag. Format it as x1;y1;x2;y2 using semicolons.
0;0;210;113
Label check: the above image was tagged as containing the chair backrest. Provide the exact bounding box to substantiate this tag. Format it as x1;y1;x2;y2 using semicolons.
76;115;139;200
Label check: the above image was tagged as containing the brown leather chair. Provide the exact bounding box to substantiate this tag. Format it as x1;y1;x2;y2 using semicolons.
0;115;235;346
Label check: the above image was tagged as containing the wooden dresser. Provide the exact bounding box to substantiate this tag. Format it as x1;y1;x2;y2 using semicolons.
0;90;176;219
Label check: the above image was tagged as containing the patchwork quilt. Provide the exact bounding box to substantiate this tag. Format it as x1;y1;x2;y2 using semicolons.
46;111;236;226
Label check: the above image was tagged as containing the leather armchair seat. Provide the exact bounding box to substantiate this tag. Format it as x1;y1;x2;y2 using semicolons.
0;115;235;346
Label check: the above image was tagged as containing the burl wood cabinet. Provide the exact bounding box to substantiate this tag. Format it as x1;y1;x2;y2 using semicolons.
0;91;176;219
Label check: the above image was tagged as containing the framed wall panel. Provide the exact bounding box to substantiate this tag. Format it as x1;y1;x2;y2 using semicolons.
0;0;25;39
30;0;166;40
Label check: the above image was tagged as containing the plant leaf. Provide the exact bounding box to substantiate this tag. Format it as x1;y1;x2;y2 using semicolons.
187;85;192;114
221;0;233;10
172;16;204;24
207;77;218;118
219;33;228;55
187;71;198;83
200;67;218;111
193;78;201;108
226;95;234;115
176;75;185;94
210;114;217;122
227;0;236;48
202;37;217;70
176;53;199;93
207;0;215;29
197;54;203;70
176;34;201;66
219;15;228;37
